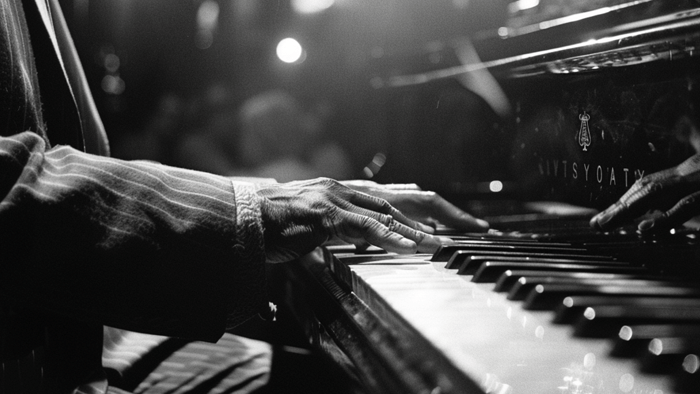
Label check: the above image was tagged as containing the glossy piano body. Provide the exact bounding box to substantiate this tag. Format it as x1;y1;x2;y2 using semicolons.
275;1;700;393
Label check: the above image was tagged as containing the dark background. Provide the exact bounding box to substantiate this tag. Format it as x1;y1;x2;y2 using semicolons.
57;0;508;191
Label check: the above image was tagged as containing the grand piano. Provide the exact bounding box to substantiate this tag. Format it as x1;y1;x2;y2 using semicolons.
273;1;700;393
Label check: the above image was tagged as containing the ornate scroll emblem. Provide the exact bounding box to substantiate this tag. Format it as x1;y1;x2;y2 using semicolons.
578;112;591;151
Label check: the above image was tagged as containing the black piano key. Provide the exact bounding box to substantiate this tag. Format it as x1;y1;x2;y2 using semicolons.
554;295;700;325
443;245;617;269
611;324;700;358
507;276;669;301
572;305;700;338
470;262;642;283
675;353;700;394
522;284;700;311
640;337;700;374
443;235;548;244
495;271;644;294
336;253;432;264
431;242;586;262
453;252;620;272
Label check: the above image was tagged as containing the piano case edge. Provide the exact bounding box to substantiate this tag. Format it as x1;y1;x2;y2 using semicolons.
279;248;485;394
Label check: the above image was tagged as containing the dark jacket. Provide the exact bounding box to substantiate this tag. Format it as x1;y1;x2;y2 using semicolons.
0;1;267;392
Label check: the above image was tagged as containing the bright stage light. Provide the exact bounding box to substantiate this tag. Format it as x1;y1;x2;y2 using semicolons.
276;38;304;63
291;0;335;14
489;180;503;193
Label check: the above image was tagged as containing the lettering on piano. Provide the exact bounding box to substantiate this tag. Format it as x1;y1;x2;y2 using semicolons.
538;158;645;187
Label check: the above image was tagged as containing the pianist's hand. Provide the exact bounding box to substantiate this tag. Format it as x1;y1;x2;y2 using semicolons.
590;153;700;232
341;180;489;232
256;178;444;263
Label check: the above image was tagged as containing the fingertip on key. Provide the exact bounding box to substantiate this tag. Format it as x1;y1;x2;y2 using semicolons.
417;222;436;234
436;235;456;245
476;218;489;229
414;233;443;254
590;210;614;231
400;238;419;253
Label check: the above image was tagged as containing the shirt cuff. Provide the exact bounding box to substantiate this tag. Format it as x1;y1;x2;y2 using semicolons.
224;182;268;329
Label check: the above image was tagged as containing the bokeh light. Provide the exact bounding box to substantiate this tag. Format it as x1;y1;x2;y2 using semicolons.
276;38;304;63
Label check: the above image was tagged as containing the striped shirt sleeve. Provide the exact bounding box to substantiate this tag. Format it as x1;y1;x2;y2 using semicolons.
0;131;267;341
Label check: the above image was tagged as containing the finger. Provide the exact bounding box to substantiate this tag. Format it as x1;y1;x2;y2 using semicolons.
382;183;422;191
388;206;436;234
344;188;393;212
367;211;448;252
413;192;489;231
638;190;700;232
371;212;447;252
335;212;418;254
344;205;432;236
346;192;436;234
387;219;444;253
590;175;674;231
589;200;631;232
434;200;489;231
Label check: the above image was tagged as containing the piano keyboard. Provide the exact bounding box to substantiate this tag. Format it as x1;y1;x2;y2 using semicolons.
285;221;700;394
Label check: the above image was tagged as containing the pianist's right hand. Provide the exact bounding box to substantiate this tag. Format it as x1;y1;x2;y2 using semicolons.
256;178;446;263
590;153;700;232
341;180;490;232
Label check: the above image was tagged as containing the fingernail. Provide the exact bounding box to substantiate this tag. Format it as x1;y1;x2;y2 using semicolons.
476;219;489;229
400;238;418;249
417;222;435;234
421;233;442;246
436;236;456;245
417;236;440;253
589;216;599;229
592;211;613;230
638;220;655;231
405;242;419;254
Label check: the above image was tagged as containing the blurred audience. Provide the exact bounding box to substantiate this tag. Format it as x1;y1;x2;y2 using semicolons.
235;90;352;181
162;88;352;182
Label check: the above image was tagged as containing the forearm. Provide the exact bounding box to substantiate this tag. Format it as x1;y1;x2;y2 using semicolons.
0;132;266;340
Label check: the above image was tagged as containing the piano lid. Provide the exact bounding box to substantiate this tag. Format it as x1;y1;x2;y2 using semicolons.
478;0;700;209
458;0;700;210
365;1;700;211
474;0;700;77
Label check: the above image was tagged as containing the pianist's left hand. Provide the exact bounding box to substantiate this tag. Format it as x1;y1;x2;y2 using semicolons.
590;153;700;232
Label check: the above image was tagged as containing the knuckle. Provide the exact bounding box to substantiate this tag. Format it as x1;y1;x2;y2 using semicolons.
422;190;437;200
377;197;392;210
412;228;426;243
357;214;374;229
418;191;439;206
318;177;338;188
